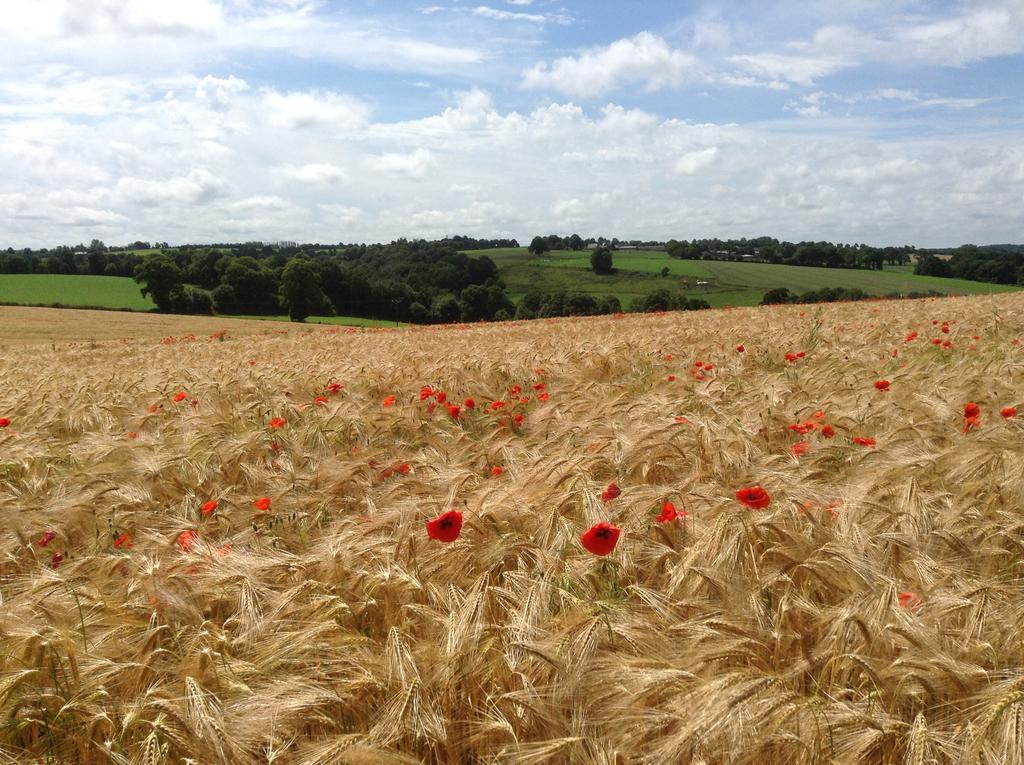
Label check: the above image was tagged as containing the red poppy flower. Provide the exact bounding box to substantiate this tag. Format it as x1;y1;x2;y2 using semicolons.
790;441;810;457
1001;406;1018;418
490;465;503;477
201;500;218;516
426;509;463;543
448;404;461;419
666;374;677;382
736;486;771;509
114;532;133;549
580;522;621;556
898;591;922;608
941;324;950;334
656;501;684;523
464;397;476;409
126;431;139;440
435;391;447;404
964;402;980;419
270;441;280;452
396;462;411;475
812;410;825;419
419;385;434;401
905;332;918;343
874;380;890;391
314;396;328;406
931;338;942;345
538;392;550;401
489;400;506;411
821;424;835;438
326;382;344;393
513;412;524;425
50;552;64;569
694;360;704;368
39;530;57;547
173;391;187;402
510;385;522;396
177;530;199;552
704;363;714;371
0;417;10;428
382;395;396;407
146;404;160;413
852;437;876;447
963;415;980;433
601;482;621;502
736;344;745;352
269;417;287;428
254;497;271;511
532;382;545;391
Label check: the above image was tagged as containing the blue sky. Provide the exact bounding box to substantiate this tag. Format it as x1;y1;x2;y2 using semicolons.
0;0;1022;247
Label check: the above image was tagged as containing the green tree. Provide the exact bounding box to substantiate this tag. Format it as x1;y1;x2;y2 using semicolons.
761;287;796;305
528;236;550;255
279;258;331;322
431;294;461;323
590;247;613;275
134;253;183;312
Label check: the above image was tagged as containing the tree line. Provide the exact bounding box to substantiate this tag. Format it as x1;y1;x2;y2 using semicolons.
131;240;515;323
913;245;1024;285
664;237;915;270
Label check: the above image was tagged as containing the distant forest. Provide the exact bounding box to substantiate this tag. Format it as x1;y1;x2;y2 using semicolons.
1;235;1021;322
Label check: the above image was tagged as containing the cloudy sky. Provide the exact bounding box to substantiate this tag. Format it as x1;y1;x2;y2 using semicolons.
1;0;1022;248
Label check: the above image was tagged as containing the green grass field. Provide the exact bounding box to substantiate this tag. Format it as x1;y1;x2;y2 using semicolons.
0;275;402;327
464;248;1018;308
0;274;157;310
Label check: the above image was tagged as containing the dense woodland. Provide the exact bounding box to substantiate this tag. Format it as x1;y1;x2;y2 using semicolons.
1;236;1021;323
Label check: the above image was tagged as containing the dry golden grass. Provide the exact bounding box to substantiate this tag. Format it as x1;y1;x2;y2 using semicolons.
0;306;293;345
2;295;1024;763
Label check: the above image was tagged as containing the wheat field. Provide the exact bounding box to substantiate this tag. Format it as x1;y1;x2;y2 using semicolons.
2;295;1024;764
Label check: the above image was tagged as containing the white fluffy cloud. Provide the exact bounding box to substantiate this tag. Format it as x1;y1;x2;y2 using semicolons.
0;0;226;39
115;169;226;207
522;33;698;98
367;149;437;180
0;3;1022;248
1;74;1022;248
674;147;720;175
263;91;370;130
278;163;349;185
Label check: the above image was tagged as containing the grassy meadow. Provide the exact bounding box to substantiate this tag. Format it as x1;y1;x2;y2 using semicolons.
2;294;1024;762
469;247;1019;308
0;275;402;329
0;274;157;311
